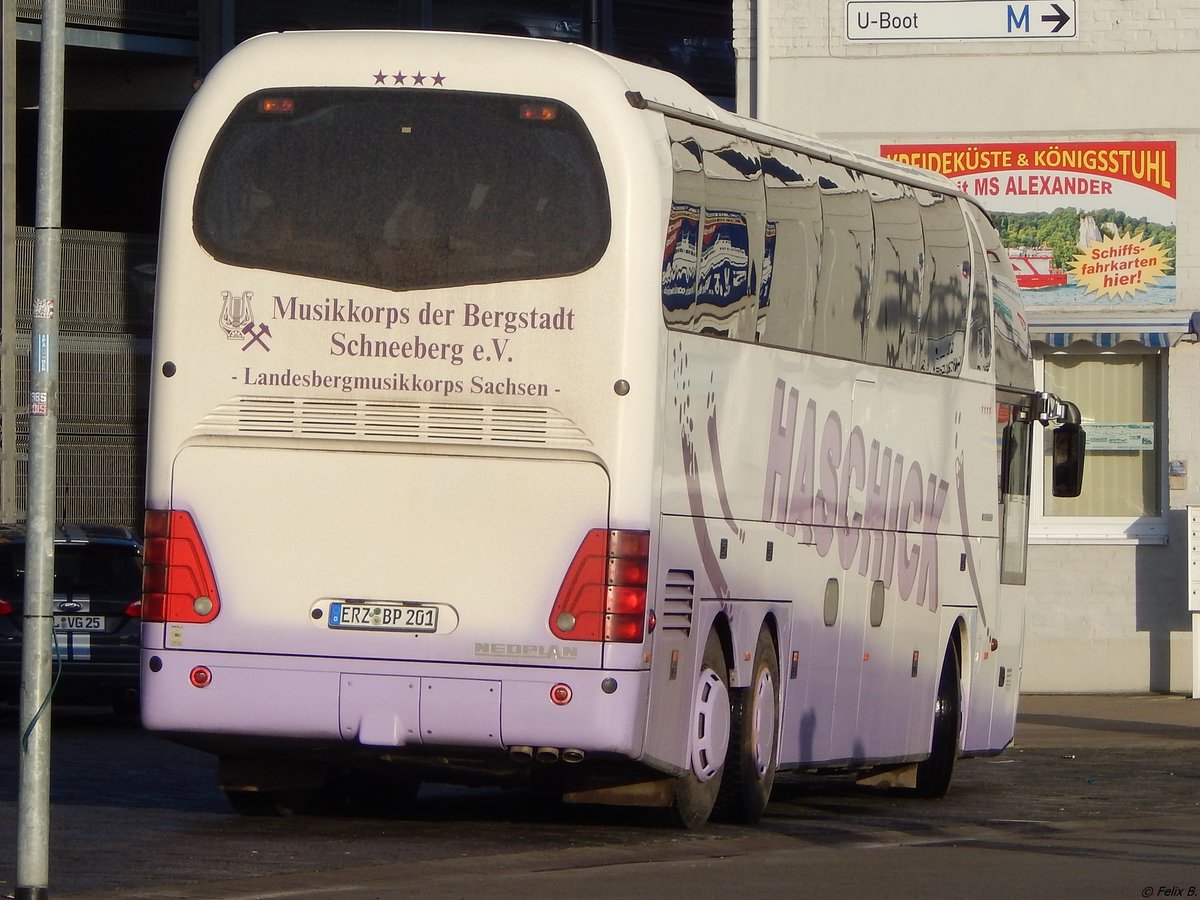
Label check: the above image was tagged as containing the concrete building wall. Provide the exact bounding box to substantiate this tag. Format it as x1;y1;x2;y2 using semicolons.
739;0;1199;691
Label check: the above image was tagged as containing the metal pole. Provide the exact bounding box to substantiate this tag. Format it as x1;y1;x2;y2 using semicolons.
1189;507;1199;699
754;0;770;120
584;0;600;49
1;0;18;523
18;0;65;896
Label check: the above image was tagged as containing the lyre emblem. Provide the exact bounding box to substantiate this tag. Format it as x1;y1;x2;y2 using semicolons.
219;290;254;339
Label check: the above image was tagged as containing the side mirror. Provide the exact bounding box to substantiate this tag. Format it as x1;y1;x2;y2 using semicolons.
1052;422;1086;498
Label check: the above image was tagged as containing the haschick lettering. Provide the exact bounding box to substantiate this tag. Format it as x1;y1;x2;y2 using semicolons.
762;378;949;610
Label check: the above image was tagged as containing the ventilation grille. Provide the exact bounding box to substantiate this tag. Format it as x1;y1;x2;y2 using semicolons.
196;396;593;449
659;569;696;636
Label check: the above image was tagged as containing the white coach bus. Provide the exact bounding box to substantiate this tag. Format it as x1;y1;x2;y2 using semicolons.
140;29;1084;826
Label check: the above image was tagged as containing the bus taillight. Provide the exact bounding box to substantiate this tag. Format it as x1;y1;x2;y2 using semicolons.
550;529;650;643
142;509;221;624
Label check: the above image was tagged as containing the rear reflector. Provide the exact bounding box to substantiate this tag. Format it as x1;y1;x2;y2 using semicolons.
550;683;573;705
549;529;649;643
142;509;221;624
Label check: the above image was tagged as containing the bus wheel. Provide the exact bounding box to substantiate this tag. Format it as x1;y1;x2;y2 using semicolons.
715;627;779;823
669;629;730;828
914;641;961;798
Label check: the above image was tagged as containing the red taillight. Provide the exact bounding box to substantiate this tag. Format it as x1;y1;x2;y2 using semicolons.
141;509;221;624
549;529;649;643
124;600;142;618
0;598;12;616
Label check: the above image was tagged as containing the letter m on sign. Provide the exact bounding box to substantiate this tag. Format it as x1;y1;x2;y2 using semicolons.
1007;4;1030;31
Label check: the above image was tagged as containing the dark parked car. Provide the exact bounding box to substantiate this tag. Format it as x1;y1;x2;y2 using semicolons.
0;524;143;715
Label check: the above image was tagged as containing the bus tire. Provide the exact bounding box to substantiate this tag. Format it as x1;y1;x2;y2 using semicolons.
668;629;730;829
914;640;961;799
714;627;779;823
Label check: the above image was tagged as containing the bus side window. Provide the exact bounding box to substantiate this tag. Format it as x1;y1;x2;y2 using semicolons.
757;146;821;352
662;125;703;331
863;175;922;368
915;189;969;376
696;135;763;341
963;204;994;373
811;165;873;362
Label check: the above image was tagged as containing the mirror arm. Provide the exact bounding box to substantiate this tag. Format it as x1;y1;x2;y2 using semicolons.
1035;392;1081;426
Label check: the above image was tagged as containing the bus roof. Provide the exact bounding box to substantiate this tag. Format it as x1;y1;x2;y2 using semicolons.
201;29;967;205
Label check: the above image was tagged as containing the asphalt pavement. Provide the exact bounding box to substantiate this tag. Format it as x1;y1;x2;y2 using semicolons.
10;692;1200;900
1015;692;1200;749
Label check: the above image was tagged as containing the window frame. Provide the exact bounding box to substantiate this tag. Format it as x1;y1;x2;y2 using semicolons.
1030;345;1168;546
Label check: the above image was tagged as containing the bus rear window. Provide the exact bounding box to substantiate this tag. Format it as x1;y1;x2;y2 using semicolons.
194;88;611;291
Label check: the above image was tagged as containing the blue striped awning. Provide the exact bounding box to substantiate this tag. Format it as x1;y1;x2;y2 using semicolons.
1027;310;1197;350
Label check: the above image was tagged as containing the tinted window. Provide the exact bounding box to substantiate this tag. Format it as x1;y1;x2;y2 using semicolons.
915;190;969;375
756;147;821;351
195;89;610;291
661;125;984;380
863;175;922;368
662;127;705;330
812;166;873;361
661;122;764;341
697;135;762;340
964;206;994;372
0;544;142;597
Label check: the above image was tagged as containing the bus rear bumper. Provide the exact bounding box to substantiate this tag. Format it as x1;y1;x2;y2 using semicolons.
140;649;649;760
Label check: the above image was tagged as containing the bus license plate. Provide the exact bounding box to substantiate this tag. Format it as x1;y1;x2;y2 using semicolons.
53;615;104;632
328;602;438;633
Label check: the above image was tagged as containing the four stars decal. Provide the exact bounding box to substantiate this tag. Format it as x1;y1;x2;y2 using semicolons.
372;69;446;86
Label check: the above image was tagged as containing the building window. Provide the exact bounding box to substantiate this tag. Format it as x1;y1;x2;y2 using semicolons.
1032;349;1166;544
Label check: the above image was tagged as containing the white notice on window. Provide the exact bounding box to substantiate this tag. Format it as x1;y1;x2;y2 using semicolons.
1082;423;1155;452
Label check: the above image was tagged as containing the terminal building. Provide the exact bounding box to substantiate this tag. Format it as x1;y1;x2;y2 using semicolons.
1;0;1195;693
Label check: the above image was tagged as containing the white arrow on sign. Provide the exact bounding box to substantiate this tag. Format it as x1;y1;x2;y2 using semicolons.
846;0;1077;41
